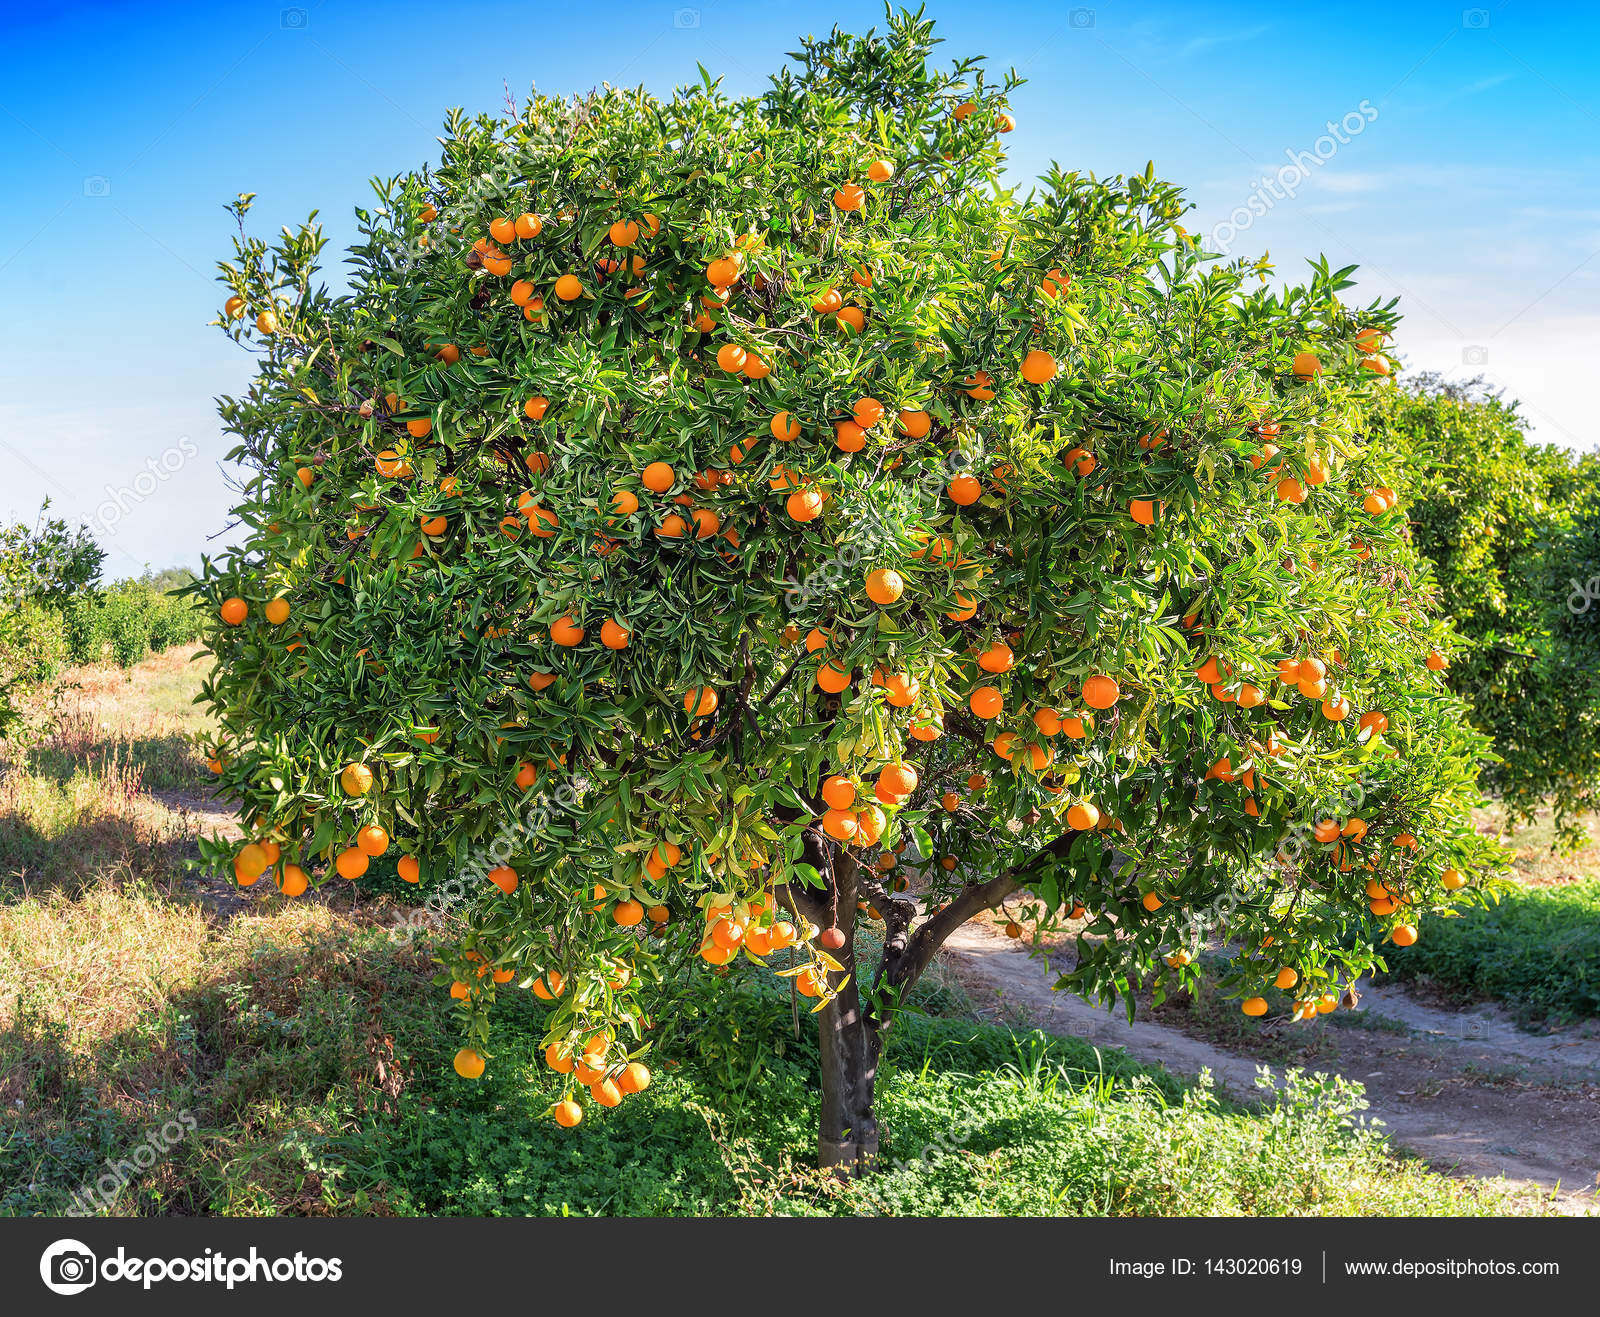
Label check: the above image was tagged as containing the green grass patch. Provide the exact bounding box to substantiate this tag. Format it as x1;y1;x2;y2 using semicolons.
1382;880;1600;1026
0;883;1555;1218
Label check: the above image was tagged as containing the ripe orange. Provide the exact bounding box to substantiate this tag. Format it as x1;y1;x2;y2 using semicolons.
608;219;640;247
340;762;373;796
833;183;865;211
853;396;884;428
684;686;718;717
1291;351;1321;379
816;661;852;693
1426;650;1447;671
1241;997;1269;1017
1066;802;1099;832
641;460;675;492
948;474;981;505
453;1048;486;1079
550;615;585;646
1390;924;1418;947
866;159;895;182
1081;675;1120;710
554;273;584;300
877;761;919;800
618;1062;651;1094
977;640;1014;673
706;256;740;286
488;865;519;895
716;343;748;373
836;306;865;334
554;1100;583;1127
822;808;858;841
771;411;802;442
397;855;420;884
220;597;248;626
834;420;866;452
969;685;1003;719
822;775;857;810
897;409;932;438
1129;499;1156;526
335;845;368;880
356;824;389;857
614;899;645;927
787;489;823;521
600;618;631;650
865;568;903;605
1020;349;1057;384
278;864;308;897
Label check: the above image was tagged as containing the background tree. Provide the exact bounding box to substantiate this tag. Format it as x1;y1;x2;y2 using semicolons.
0;502;104;732
198;9;1501;1170
1365;374;1600;850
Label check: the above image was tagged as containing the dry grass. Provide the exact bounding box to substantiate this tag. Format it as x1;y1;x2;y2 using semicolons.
1472;802;1600;888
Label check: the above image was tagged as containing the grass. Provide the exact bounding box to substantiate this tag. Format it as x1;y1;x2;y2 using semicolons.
0;645;212;895
0;646;1573;1217
1382;879;1600;1026
0;878;1560;1218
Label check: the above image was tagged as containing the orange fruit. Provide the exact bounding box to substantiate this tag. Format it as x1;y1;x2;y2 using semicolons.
897;409;931;438
487;865;519;895
1066;802;1099;832
1390;924;1418;947
968;685;1003;719
1081;675;1120;710
600;618;631;650
340;762;373;796
397;856;420;884
866;159;895;182
554;273;584;300
550;615;585;646
977;640;1013;674
684;686;718;717
833;183;865;211
614;899;645;927
821;775;857;810
816;661;852;694
1291;351;1321;379
453;1048;486;1079
865;568;903;605
1020;350;1057;384
553;1100;583;1127
771;411;802;442
1129;498;1156;526
716;343;748;373
787;489;823;521
278;864;308;897
1240;997;1269;1017
948;474;982;505
220;597;248;626
356;824;389;857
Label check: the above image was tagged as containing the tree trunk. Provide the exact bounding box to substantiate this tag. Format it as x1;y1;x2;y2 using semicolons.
815;908;882;1172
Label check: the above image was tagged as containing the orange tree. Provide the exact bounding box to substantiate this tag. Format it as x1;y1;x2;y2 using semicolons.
198;10;1501;1169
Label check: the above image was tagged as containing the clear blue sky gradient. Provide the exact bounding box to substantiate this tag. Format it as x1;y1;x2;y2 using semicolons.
3;0;1596;574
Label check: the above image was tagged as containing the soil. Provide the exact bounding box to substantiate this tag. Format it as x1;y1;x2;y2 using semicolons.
938;916;1600;1213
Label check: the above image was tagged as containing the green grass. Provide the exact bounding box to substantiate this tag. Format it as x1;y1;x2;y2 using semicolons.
1382;879;1600;1026
0;881;1556;1218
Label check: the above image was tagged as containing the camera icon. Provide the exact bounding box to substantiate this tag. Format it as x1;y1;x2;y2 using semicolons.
673;7;700;28
1462;345;1489;366
1070;7;1096;27
281;7;308;27
83;176;111;197
1462;8;1489;27
40;1240;97;1295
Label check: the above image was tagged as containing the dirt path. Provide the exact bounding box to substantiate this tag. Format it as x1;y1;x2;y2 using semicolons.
939;918;1600;1213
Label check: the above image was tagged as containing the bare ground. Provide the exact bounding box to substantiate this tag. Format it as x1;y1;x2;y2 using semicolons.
938;916;1600;1214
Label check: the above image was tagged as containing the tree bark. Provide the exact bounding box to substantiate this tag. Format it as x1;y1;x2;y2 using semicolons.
780;818;1087;1174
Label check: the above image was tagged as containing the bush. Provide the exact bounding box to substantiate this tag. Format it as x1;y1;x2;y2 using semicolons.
62;577;204;668
1382;878;1600;1025
1367;376;1600;848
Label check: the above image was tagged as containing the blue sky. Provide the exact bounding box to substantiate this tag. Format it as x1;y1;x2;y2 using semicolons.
3;0;1596;575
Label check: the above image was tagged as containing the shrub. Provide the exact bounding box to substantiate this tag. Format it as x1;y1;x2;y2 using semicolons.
1366;375;1600;848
